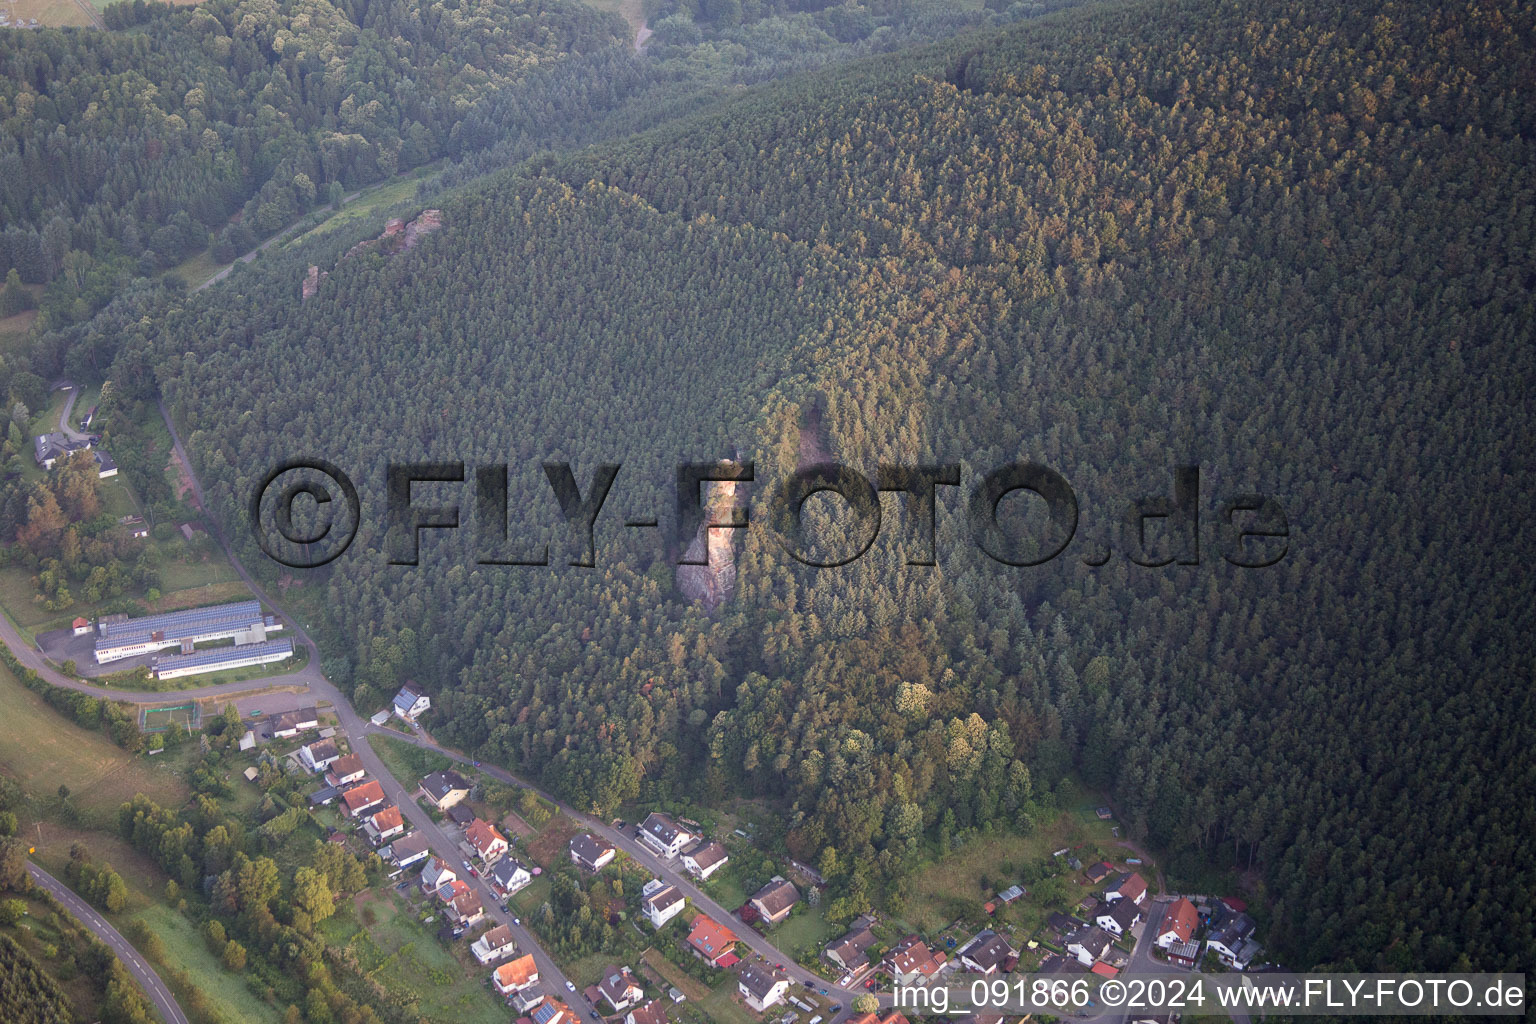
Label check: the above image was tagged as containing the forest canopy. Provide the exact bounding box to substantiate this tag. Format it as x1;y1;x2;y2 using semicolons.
84;0;1536;979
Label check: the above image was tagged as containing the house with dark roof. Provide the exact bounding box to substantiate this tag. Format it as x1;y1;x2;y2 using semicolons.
1065;925;1114;966
299;737;341;773
472;924;518;964
419;770;471;810
825;924;877;973
325;753;366;787
569;833;616;872
272;706;320;739
736;962;789;1012
638;812;693;859
1206;902;1261;969
392;681;431;721
748;878;800;924
384;831;430;870
958;930;1016;974
419;856;457;894
641;880;685;928
597;965;644;1012
1047;911;1085;938
625;1000;669;1024
680;839;729;880
1084;861;1115;884
1095;897;1144;936
488;857;532;897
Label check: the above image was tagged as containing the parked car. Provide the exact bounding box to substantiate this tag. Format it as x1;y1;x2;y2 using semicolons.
565;981;576;993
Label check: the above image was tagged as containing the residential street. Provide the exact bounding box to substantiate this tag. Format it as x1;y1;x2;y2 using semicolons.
27;861;190;1024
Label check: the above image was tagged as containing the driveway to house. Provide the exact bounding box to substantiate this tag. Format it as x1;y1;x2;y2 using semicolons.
55;382;92;441
28;861;189;1024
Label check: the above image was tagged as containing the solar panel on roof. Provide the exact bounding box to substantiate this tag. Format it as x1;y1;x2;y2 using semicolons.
98;601;261;640
153;638;292;672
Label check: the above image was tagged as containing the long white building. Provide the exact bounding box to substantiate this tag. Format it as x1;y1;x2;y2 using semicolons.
152;638;294;680
93;601;282;663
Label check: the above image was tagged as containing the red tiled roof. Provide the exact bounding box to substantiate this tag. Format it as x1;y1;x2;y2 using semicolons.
1162;898;1198;944
341;779;384;811
687;915;738;961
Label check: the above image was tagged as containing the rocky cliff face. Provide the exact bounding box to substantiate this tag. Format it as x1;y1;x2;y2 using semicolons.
677;475;741;612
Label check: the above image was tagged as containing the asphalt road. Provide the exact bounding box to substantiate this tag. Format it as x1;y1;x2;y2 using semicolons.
28;861;189;1024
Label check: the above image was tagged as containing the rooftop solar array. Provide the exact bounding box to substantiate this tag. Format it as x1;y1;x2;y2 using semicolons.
97;600;262;641
153;638;293;673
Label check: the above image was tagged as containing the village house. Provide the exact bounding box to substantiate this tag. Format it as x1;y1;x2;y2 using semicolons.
532;999;574;1024
299;737;342;773
443;882;485;927
882;936;944;983
341;779;386;818
748;878;800;924
1096;897;1144;937
1084;861;1116;884
958;930;1016;974
392;681;431;721
419;856;457;895
625;1000;670;1024
1205;901;1261;969
569;833;616;872
638;812;694;859
418;769;471;810
1156;898;1199;949
686;916;738;967
488;857;532;897
641;880;685;928
826;924;877;973
465;818;510;862
472;923;518;964
493;954;540;995
1066;925;1115;967
325;753;367;788
271;706;320;739
679;839;729;880
363;805;406;845
1105;871;1149;905
736;962;790;1012
597;965;645;1012
72;617;92;636
383;831;430;870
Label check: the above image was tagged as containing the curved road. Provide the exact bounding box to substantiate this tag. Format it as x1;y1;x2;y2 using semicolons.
28;862;189;1024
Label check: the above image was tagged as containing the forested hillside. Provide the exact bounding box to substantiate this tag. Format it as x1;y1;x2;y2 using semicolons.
0;0;625;326
124;0;1533;975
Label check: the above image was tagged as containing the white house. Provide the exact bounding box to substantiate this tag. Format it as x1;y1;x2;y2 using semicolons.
1104;871;1148;905
363;805;406;845
493;954;539;995
465;818;509;863
680;840;729;880
392;682;431;721
420;856;457;895
471;924;518;964
642;880;685;928
488;857;532;897
638;812;693;859
299;738;341;773
1156;898;1198;949
1095;898;1143;937
384;832;430;870
958;929;1016;974
1206;904;1261;969
1066;925;1114;967
569;833;616;872
736;962;789;1012
597;966;644;1012
325;753;366;788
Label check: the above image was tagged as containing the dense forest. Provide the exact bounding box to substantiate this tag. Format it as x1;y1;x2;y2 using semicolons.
0;0;626;325
47;0;1536;981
